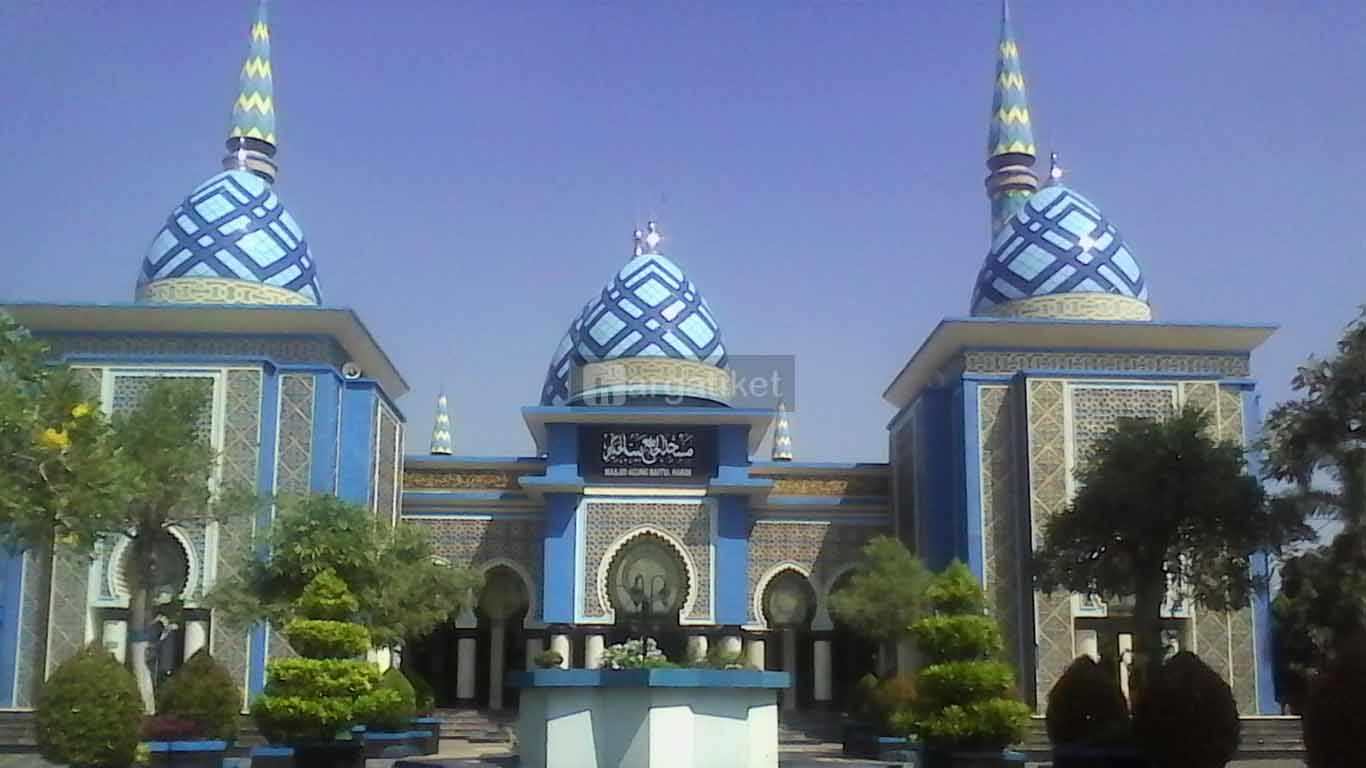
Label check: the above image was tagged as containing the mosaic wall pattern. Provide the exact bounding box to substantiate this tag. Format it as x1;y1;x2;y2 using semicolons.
275;375;314;498
1070;386;1176;471
403;469;531;491
746;521;884;626
1025;379;1071;704
581;502;710;621
754;474;891;498
978;386;1021;672
44;335;348;370
14;551;51;707
962;350;1249;378
214;369;262;701
418;518;543;624
375;407;399;522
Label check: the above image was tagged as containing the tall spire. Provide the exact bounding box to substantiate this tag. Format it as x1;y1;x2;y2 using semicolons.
985;0;1038;236
223;0;279;182
633;221;663;257
771;401;793;462
430;393;453;456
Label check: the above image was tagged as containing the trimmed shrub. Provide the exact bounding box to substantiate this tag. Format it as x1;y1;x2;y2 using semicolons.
357;668;417;732
36;647;144;768
1045;655;1130;748
284;620;370;659
142;715;201;741
1133;652;1239;768
533;649;564;669
1303;642;1366;768
155;649;242;741
402;667;436;715
870;675;918;734
852;673;882;723
907;562;1030;750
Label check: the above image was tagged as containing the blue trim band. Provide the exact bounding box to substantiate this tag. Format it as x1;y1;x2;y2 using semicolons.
509;668;790;689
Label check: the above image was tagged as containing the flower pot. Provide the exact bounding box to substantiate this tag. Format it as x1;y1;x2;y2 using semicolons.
924;748;1027;768
361;730;424;759
249;745;294;768
410;717;442;755
1052;744;1151;768
147;740;229;768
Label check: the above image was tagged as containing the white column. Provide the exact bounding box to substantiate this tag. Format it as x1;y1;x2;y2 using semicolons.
525;636;544;669
686;634;709;664
895;637;921;674
488;619;507;709
812;639;832;702
373;647;393;672
550;633;571;669
1118;633;1134;706
744;636;766;669
781;628;798;711
719;634;742;657
102;620;128;664
1077;629;1100;662
585;634;606;670
456;636;477;700
183;620;207;661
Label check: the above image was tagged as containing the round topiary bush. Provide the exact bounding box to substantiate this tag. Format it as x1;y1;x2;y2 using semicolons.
1303;642;1366;768
356;668;417;732
402;667;436;716
156;649;242;741
1046;655;1130;748
1133;651;1239;768
36;647;144;768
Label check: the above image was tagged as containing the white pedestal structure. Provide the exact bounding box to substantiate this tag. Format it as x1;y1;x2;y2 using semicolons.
514;669;790;768
183;620;207;660
456;637;478;700
743;637;765;669
550;633;571;669
812;639;832;702
585;634;606;670
685;634;708;664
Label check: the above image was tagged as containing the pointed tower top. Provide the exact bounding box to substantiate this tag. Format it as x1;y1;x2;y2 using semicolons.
430;393;453;456
224;0;279;182
984;0;1039;235
771;401;793;462
632;221;663;257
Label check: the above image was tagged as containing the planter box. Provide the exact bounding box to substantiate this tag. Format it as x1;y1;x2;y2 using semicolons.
1052;744;1150;768
410;717;442;755
147;740;228;768
362;730;425;759
291;740;363;768
841;722;922;762
510;668;791;768
924;748;1027;768
249;746;294;768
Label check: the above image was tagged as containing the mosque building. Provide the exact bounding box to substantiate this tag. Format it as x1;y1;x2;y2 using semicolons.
0;0;1276;716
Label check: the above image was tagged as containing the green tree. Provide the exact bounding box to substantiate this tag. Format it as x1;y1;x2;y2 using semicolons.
829;535;931;646
211;494;481;649
1035;406;1307;688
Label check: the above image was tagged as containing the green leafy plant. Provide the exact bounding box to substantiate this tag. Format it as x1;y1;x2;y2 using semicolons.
829;536;930;645
251;570;380;743
154;650;242;741
356;668;417;732
601;638;676;669
699;645;747;670
36;647;144;768
907;562;1030;750
1045;655;1131;748
866;675;918;734
1303;639;1366;768
402;667;436;715
533;649;564;669
1132;652;1239;768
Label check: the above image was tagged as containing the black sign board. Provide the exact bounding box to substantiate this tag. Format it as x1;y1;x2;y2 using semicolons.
579;426;718;483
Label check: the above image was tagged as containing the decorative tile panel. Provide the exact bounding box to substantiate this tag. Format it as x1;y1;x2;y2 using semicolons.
213;369;262;702
403;469;531;491
754;474;890;498
375;407;399;522
963;351;1249;378
746;521;885;626
1069;386;1176;471
44;335;347;370
1025;379;1071;706
1196;610;1231;687
582;502;711;622
274;375;314;498
979;386;1020;671
14;551;52;707
43;549;90;676
416;518;544;624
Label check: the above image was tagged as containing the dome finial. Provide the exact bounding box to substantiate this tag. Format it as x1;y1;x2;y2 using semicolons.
430;391;453;455
223;0;278;182
633;220;663;256
771;401;793;461
1049;151;1065;182
985;0;1038;236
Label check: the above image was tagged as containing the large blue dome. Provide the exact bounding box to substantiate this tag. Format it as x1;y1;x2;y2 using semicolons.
971;183;1150;321
136;170;321;306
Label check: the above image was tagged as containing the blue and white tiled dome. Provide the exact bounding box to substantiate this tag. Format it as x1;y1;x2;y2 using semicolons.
970;183;1151;321
539;223;729;406
136;170;321;306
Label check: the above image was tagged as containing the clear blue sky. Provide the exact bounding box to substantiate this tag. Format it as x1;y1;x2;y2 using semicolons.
3;1;1364;461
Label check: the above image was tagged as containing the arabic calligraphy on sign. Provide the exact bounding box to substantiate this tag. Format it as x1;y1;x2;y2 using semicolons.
599;431;697;477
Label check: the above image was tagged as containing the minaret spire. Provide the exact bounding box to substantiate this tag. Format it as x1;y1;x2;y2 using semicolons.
985;0;1038;236
430;392;453;456
223;0;279;182
771;401;793;462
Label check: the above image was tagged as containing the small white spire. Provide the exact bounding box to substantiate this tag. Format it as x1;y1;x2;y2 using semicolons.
1049;151;1065;182
633;221;663;256
771;401;793;462
430;392;453;455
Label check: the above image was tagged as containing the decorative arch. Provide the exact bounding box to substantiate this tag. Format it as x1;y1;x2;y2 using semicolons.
750;562;813;630
477;557;538;628
107;526;199;605
596;526;700;625
813;560;862;632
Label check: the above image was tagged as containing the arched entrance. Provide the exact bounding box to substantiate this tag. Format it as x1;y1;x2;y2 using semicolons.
604;532;689;660
826;570;878;713
761;568;816;710
475;565;528;710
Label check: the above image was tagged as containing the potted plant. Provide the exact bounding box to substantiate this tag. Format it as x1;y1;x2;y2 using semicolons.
843;673;922;761
533;649;564;669
36;647;145;768
907;562;1030;768
1046;655;1142;768
1133;652;1239;768
403;667;441;755
251;570;379;768
356;668;421;758
145;650;242;768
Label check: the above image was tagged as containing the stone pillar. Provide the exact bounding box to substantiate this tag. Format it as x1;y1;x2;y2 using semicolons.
525;635;544;669
183;620;207;661
812;639;832;702
585;634;606;670
456;636;477;701
1077;629;1100;662
781;628;798;711
686;634;709;665
719;633;742;658
488;619;507;709
744;636;766;669
102;620;127;664
550;633;571;670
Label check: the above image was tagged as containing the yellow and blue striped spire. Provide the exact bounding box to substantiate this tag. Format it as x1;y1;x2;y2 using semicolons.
771;401;793;462
430;393;453;455
985;0;1039;235
223;0;279;182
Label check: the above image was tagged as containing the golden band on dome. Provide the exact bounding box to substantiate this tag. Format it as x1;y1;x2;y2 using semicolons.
985;293;1153;322
137;277;317;307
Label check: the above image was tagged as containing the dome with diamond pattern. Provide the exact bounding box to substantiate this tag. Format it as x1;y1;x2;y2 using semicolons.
970;180;1150;321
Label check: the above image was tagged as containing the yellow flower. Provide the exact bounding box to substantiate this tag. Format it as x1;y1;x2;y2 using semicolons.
54;532;79;547
70;402;93;419
39;427;71;450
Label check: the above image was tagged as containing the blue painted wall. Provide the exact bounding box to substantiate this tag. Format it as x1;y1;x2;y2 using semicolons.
714;424;753;626
310;373;341;494
542;423;581;624
961;379;984;581
336;382;377;505
0;551;24;707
